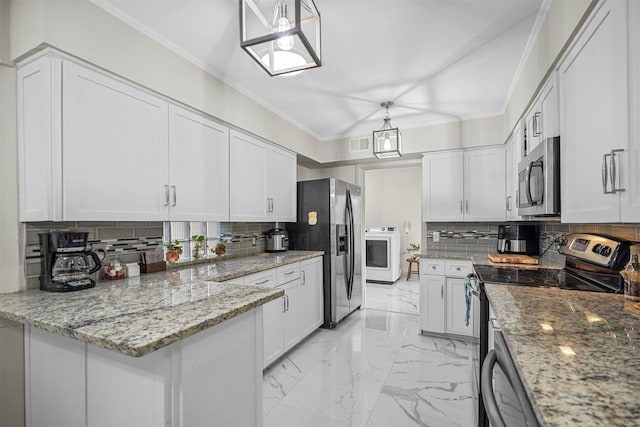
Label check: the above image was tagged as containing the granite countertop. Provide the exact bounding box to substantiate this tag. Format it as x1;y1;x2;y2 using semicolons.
201;250;324;281
485;284;640;426
0;251;323;357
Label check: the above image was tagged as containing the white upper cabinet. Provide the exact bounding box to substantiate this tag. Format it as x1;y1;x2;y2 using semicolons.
168;105;229;221
230;129;296;222
559;0;632;223
423;146;506;222
62;61;169;221
505;121;523;221
523;72;559;156
464;146;506;222
17;55;62;221
229;130;269;221
625;0;640;221
422;151;464;221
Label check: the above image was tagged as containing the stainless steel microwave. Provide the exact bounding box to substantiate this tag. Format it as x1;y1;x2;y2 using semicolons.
517;136;560;216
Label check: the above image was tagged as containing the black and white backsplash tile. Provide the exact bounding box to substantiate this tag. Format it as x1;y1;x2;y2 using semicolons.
424;221;640;264
24;221;277;290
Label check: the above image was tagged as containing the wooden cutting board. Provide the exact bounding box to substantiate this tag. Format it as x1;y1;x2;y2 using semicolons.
488;253;539;265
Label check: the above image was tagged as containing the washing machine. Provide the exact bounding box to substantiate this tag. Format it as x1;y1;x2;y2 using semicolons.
365;227;401;284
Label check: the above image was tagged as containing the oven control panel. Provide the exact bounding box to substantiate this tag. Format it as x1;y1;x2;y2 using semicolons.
559;233;630;269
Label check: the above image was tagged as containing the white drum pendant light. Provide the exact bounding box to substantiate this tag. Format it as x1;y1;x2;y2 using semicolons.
373;101;402;159
240;0;322;77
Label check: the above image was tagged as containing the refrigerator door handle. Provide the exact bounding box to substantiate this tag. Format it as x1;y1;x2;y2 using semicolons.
345;189;355;299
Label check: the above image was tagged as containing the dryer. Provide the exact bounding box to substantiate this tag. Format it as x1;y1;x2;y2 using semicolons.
365;227;401;284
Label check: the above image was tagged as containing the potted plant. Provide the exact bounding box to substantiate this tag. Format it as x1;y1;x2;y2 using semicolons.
192;235;206;259
212;241;226;256
405;243;421;260
165;240;183;263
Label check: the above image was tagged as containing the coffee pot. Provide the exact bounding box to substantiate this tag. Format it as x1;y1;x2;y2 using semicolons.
40;232;102;292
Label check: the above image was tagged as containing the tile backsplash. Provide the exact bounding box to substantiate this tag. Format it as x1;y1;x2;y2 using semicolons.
424;221;640;264
24;221;277;290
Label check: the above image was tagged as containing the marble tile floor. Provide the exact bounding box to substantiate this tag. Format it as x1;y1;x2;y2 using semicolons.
263;280;476;427
363;278;420;316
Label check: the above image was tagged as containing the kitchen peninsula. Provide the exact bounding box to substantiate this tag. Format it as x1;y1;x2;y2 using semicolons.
0;251;322;427
486;284;640;426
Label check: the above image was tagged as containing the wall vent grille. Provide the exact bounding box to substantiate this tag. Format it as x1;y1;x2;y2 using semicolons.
348;136;371;153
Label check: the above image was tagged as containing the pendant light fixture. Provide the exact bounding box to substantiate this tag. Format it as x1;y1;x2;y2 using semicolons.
373;101;402;159
240;0;322;77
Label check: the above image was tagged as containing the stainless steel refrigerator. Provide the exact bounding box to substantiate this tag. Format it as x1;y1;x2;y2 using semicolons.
287;178;362;328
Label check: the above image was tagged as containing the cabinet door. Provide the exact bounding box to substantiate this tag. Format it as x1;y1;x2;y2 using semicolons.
267;146;297;221
229;130;268;221
282;279;301;351
168;105;229;221
300;257;323;337
624;0;640;221
525;100;542;155
419;274;445;334
62;61;169;220
559;0;627;223
17;55;62;221
445;277;473;337
263;296;285;367
505;140;516;221
422;151;464;221
540;73;559;140
464;146;506;222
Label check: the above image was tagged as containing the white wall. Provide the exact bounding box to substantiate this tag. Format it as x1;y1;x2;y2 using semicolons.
0;65;23;293
503;0;593;135
364;167;422;275
297;164;362;186
324;114;505;163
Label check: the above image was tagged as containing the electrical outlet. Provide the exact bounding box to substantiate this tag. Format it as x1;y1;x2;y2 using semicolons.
432;231;440;243
252;235;257;246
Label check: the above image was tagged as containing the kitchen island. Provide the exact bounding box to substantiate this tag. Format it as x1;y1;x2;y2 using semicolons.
485;284;640;426
0;251;321;427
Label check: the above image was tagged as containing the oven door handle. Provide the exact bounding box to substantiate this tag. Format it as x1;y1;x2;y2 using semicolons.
481;350;508;427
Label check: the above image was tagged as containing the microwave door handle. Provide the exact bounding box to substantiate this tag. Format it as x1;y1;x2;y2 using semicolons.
530;161;544;204
525;162;535;205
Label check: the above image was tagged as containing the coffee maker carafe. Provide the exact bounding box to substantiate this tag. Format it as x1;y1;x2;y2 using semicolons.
40;232;102;292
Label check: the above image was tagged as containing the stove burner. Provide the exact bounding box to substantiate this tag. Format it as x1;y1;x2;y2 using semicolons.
473;265;623;293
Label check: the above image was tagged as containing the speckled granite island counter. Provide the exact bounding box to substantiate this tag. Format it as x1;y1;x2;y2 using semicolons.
0;250;322;427
485;284;640;426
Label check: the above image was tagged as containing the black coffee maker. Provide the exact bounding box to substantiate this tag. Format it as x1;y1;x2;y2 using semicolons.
39;232;102;292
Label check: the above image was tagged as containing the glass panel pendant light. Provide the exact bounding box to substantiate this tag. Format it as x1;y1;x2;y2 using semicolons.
240;0;322;77
373;101;402;159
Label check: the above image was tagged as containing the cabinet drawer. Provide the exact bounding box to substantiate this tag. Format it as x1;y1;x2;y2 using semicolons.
444;260;473;278
244;270;277;288
277;263;300;284
423;259;445;275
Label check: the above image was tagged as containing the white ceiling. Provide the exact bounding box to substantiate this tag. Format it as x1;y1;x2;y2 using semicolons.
94;0;544;141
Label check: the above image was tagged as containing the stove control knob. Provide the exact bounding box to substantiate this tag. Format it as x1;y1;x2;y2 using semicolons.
592;244;602;254
600;246;612;257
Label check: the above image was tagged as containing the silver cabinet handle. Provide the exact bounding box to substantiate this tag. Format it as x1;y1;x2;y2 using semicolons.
284;270;295;275
256;279;269;285
465;200;469;213
611;149;625;193
164;185;170;207
285;295;289;312
301;271;306;285
533;112;542;137
440;285;444;299
459;200;463;214
431;265;437;270
602;153;610;194
171;185;177;207
282;296;287;313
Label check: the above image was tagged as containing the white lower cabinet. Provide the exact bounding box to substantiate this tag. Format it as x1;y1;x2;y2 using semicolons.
299;257;324;337
243;257;323;368
420;258;474;338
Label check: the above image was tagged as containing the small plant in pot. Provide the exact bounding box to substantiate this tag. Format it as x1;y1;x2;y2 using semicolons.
192;235;206;259
405;243;421;260
165;240;183;263
212;240;226;256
